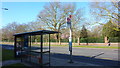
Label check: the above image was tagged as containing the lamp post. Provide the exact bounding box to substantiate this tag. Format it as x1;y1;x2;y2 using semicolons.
2;8;8;10
67;15;73;63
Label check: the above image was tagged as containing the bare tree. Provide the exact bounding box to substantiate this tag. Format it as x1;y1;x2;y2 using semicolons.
90;25;103;37
37;2;84;45
26;21;44;31
1;22;28;42
90;1;119;31
1;22;18;41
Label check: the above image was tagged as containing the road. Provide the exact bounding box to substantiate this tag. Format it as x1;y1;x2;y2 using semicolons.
50;46;120;66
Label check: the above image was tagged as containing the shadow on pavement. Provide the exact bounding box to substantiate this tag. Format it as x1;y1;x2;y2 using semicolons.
50;53;120;66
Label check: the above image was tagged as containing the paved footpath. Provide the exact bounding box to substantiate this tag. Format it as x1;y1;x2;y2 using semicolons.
0;57;100;67
50;56;100;66
0;57;119;68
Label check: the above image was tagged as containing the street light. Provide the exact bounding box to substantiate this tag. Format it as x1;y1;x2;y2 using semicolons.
2;8;8;10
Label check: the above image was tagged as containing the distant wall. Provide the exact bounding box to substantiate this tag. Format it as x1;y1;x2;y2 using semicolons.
50;42;119;47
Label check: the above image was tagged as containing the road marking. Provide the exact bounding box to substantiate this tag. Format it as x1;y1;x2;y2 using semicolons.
91;52;104;58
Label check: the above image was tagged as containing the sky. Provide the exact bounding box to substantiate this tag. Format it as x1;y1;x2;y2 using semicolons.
1;0;117;2
2;2;46;28
1;2;90;29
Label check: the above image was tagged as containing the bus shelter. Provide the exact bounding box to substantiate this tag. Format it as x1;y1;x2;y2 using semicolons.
13;30;59;66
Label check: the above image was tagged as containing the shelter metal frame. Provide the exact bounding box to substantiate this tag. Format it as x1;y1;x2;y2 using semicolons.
13;30;59;66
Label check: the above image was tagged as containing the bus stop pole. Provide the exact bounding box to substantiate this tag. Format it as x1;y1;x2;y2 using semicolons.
69;27;73;63
67;15;73;63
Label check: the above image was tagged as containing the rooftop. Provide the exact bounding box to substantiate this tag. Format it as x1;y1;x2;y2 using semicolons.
14;30;59;36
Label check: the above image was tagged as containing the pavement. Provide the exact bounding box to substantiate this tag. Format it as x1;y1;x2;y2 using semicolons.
1;57;119;68
0;56;100;67
50;56;100;66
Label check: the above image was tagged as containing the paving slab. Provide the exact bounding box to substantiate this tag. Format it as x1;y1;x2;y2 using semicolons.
22;56;101;67
50;56;100;66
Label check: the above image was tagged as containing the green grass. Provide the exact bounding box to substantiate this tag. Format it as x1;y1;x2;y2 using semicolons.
2;49;30;68
2;63;30;68
73;45;120;49
32;44;68;47
2;48;15;61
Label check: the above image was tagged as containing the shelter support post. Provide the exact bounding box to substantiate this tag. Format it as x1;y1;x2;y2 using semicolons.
40;34;43;67
29;35;31;63
14;36;17;58
49;34;51;66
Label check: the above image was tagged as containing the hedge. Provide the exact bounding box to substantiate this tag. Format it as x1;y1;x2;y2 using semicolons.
80;37;104;43
2;37;119;43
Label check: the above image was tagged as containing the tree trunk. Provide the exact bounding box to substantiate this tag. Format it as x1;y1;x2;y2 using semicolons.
73;37;75;46
86;38;88;45
58;33;61;45
104;36;108;43
54;34;58;44
35;39;37;44
58;38;61;45
77;37;80;45
86;42;88;45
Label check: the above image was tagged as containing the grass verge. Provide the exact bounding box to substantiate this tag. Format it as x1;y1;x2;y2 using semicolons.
2;48;14;61
73;45;120;49
32;44;120;49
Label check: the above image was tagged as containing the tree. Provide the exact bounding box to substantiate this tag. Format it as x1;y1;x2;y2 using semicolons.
37;2;83;45
90;25;103;37
1;22;28;41
102;20;119;38
2;22;18;41
80;25;88;45
73;29;81;45
81;25;88;38
90;1;120;31
26;21;44;32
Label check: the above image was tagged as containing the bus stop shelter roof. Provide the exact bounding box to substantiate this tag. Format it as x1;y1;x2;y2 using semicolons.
14;30;59;36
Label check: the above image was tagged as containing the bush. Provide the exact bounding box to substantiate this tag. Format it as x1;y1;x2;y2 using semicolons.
61;39;68;42
109;37;119;43
80;37;104;43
